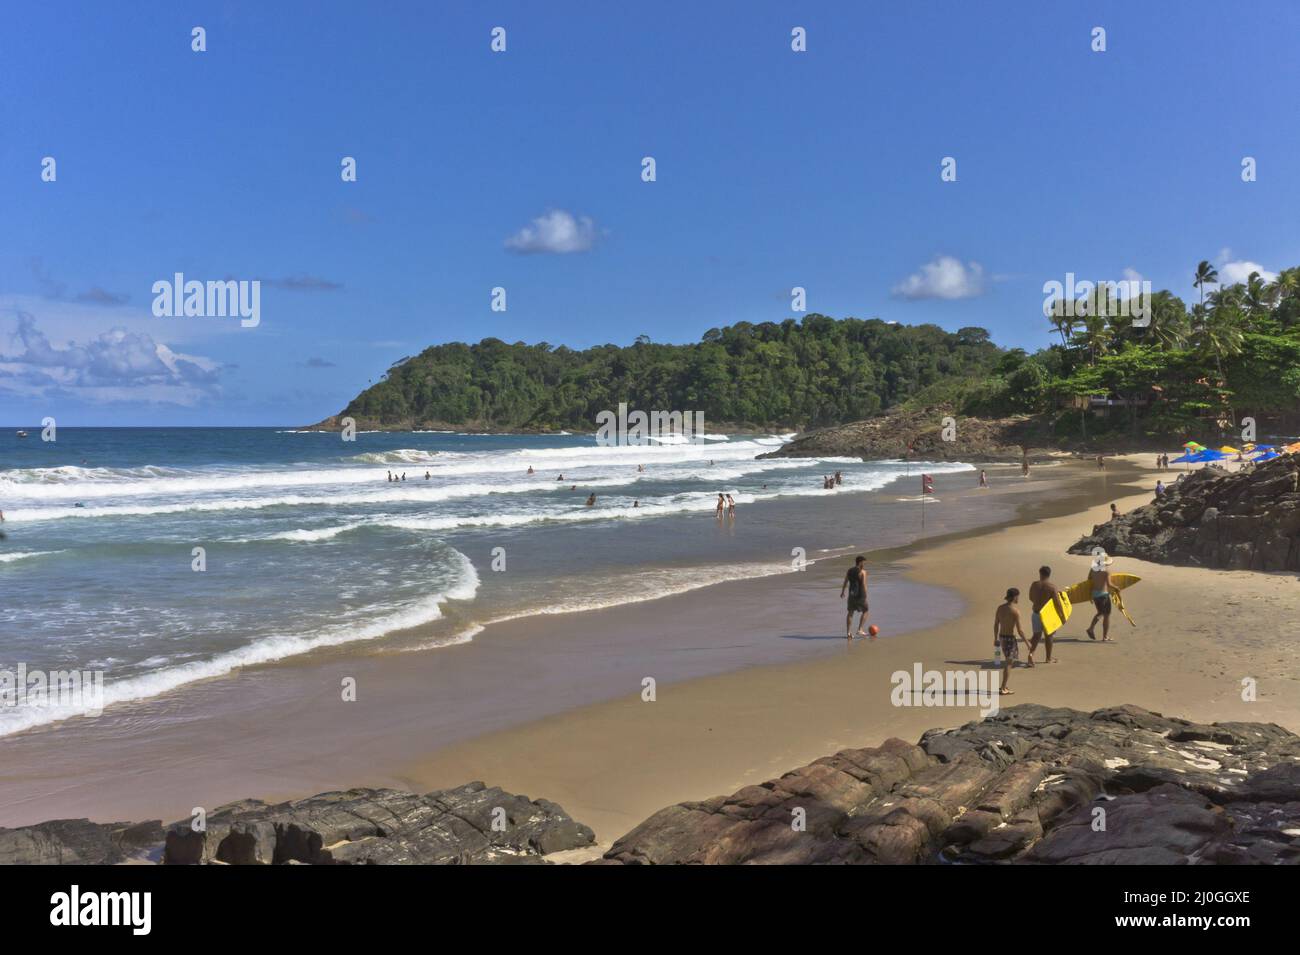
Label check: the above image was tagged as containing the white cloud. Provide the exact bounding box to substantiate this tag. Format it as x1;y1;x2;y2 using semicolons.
1122;267;1144;285
0;311;222;405
504;209;598;254
891;256;986;300
1217;259;1277;286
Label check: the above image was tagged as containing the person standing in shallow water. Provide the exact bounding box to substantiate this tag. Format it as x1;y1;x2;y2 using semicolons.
840;555;869;639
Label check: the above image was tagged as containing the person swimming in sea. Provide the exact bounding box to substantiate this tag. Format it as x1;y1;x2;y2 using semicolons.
425;471;431;480
585;493;596;506
527;466;535;475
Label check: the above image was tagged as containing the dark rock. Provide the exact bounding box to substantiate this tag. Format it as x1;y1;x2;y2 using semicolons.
756;406;1055;463
0;818;164;865
0;783;592;865
598;704;1300;865
162;783;594;864
1072;453;1300;570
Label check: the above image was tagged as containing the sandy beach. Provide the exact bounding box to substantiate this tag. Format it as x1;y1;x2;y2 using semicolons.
393;453;1300;844
5;453;1297;849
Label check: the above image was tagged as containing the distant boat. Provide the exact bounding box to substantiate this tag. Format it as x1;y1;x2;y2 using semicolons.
15;430;28;438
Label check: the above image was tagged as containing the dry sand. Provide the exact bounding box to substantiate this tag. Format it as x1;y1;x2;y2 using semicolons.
395;453;1300;843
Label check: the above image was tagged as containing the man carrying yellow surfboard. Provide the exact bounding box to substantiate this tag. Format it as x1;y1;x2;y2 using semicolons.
1027;565;1065;665
1086;555;1115;642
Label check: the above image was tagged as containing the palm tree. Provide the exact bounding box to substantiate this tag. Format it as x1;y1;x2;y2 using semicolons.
1206;285;1242;313
1145;290;1189;349
1047;309;1077;348
1269;268;1300;329
1194;305;1245;377
1269;268;1298;306
1078;313;1113;365
1194;305;1245;427
1243;271;1271;318
1193;260;1219;310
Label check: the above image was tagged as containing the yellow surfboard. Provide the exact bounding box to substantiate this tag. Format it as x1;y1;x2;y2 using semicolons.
1064;573;1141;626
1036;591;1072;635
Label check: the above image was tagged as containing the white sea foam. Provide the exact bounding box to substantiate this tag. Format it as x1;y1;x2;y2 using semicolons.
0;550;59;564
0;548;481;736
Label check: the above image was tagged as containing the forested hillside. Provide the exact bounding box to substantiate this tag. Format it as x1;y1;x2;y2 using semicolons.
332;317;1003;431
323;260;1300;438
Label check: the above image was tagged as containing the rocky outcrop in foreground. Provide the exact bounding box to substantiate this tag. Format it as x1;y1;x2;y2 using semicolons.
596;705;1300;864
758;407;1052;462
4;707;1297;864
0;783;594;865
1072;453;1300;571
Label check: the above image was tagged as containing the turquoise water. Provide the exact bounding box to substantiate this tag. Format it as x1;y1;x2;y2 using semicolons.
0;427;973;734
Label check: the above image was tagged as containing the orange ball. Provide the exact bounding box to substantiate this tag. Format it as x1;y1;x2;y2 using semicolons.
868;625;880;637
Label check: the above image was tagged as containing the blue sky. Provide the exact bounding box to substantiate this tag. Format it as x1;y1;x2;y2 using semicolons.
2;0;1298;425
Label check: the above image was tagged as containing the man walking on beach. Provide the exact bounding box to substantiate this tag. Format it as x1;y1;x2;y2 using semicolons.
1086;554;1115;642
1027;566;1064;665
994;588;1026;694
840;555;869;639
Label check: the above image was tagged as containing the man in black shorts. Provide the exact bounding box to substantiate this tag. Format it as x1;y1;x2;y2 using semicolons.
994;587;1026;694
840;555;869;639
1086;555;1115;642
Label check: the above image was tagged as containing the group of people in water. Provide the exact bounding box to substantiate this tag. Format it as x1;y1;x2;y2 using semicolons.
822;471;842;490
386;470;431;482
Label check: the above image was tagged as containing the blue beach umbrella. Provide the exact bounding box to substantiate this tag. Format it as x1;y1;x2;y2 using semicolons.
1254;450;1281;461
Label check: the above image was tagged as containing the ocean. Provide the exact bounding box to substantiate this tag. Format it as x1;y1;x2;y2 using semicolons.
0;427;976;736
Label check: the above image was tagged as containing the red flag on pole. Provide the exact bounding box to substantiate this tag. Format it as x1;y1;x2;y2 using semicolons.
922;473;934;494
